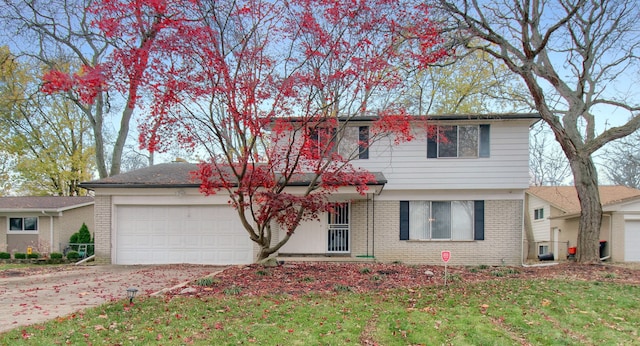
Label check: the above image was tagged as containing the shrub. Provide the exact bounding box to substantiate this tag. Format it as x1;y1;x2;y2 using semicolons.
69;233;79;250
359;267;372;274
66;251;80;260
69;223;93;253
77;223;92;243
333;284;352;292
224;286;242;295
27;253;40;259
14;252;26;259
196;277;216;286
50;252;63;259
0;252;10;259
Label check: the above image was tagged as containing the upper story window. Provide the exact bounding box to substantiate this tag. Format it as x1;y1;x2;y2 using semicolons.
427;124;490;158
9;217;38;232
338;126;369;160
534;208;544;220
310;125;369;160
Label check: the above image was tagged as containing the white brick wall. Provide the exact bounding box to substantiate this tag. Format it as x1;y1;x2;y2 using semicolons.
369;200;523;266
94;195;112;264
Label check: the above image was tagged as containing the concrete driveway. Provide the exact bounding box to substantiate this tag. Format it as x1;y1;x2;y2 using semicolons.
0;264;225;333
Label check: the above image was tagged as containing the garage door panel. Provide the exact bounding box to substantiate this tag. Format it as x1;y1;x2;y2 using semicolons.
115;205;253;265
625;221;640;262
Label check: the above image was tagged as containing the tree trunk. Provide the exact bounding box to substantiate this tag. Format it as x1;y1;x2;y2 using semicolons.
570;154;603;263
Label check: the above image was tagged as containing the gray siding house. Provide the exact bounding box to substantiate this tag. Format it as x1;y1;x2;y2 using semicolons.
0;196;94;256
82;113;540;266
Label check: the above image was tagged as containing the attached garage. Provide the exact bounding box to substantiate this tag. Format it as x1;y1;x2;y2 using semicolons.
114;205;253;265
624;220;640;262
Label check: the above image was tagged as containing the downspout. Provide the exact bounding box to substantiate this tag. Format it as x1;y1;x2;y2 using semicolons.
372;193;375;259
366;194;369;256
521;194;525;265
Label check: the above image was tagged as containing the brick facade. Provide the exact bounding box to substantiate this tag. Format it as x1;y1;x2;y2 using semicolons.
359;199;523;266
94;195;112;264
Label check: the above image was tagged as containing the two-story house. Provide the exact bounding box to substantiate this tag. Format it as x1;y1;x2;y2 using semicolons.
81;113;540;266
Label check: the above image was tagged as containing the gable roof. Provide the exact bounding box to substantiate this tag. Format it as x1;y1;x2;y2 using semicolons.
80;162;387;189
0;196;94;213
527;185;640;214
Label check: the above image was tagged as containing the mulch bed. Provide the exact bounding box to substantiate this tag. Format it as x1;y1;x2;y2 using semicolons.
165;262;640;298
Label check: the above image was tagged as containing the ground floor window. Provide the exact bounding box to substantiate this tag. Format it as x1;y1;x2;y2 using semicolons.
539;245;549;255
9;217;38;232
400;200;484;241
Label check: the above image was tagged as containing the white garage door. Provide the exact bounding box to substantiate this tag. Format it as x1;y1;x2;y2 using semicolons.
625;220;640;262
115;205;253;265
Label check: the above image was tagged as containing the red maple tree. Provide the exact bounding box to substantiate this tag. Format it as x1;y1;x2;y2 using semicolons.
45;0;448;260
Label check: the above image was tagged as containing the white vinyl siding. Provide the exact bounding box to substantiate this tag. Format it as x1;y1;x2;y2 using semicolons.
354;121;531;190
527;194;551;242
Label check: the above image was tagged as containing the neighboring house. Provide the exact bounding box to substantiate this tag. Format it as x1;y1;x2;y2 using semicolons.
81;113;540;266
526;186;640;262
0;196;95;255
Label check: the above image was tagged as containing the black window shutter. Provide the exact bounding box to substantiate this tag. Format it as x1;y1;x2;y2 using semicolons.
400;201;409;240
479;125;490;157
359;126;369;159
427;136;437;158
474;200;485;240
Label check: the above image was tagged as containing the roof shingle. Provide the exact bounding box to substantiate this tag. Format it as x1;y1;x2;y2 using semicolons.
527;185;640;214
0;196;94;211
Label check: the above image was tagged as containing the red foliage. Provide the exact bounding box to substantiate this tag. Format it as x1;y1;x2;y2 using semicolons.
68;0;451;254
164;262;640;298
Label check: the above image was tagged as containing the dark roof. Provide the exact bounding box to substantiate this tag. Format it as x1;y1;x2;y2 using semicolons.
81;162;200;188
0;196;94;212
275;113;541;123
80;162;387;189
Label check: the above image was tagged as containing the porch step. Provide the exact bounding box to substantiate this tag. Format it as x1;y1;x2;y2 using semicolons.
276;255;375;263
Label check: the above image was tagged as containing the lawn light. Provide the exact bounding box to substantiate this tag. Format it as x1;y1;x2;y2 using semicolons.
126;287;139;305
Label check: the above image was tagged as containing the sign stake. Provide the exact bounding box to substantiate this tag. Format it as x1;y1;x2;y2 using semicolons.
441;250;451;286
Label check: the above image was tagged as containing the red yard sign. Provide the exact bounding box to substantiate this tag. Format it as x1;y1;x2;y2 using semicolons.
441;250;451;263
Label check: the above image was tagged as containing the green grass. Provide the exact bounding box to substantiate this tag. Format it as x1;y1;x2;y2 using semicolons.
0;263;37;271
2;279;639;345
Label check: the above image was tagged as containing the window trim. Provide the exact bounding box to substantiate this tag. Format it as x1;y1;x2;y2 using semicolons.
358;126;369;160
427;124;490;159
7;216;39;234
400;200;484;241
534;208;544;220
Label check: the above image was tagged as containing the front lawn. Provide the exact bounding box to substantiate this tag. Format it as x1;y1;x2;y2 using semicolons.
2;263;639;345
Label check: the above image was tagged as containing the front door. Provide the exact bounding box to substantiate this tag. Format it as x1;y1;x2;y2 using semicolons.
327;203;350;253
